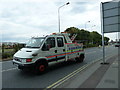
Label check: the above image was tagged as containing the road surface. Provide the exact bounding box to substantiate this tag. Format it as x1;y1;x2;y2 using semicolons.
1;45;118;88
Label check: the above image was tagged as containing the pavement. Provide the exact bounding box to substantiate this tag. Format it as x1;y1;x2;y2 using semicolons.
47;54;119;89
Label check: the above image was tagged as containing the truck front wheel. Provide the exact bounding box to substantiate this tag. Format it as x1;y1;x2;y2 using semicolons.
35;62;48;74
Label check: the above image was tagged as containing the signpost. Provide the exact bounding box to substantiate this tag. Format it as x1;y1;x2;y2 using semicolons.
101;0;120;64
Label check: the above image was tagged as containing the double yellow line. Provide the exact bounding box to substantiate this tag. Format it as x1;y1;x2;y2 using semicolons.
46;59;101;89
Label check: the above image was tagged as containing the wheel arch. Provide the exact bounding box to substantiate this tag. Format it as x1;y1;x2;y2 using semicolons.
35;58;48;66
80;53;85;58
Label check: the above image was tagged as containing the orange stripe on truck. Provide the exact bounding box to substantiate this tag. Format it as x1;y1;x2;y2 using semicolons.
46;50;83;58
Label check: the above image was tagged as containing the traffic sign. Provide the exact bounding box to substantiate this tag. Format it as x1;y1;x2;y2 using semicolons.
102;1;120;33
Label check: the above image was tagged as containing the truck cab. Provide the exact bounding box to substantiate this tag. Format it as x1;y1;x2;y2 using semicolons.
13;33;85;74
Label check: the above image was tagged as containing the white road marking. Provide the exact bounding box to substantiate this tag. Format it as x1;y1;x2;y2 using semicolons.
86;51;96;54
1;68;17;72
0;60;12;64
3;60;12;63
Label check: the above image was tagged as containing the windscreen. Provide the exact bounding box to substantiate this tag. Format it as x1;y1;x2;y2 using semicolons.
25;37;45;48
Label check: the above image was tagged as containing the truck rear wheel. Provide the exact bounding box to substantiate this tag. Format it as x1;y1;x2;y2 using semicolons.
35;62;48;74
79;54;84;62
76;54;85;63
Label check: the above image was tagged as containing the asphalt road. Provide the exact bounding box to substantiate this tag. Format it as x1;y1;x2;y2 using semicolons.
1;45;118;88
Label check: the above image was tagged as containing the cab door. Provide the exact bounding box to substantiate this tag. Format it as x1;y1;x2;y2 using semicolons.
41;37;56;62
56;37;66;61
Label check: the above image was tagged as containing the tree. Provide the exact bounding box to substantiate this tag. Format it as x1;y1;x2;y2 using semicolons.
65;27;90;44
104;37;110;45
65;27;79;37
90;31;102;45
2;44;4;54
77;29;90;44
64;27;109;47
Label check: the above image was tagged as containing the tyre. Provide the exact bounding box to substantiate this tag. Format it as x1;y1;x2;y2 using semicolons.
76;54;85;63
18;65;23;70
79;54;85;62
35;62;48;74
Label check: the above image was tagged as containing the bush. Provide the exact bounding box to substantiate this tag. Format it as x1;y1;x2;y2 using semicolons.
2;52;14;59
85;43;98;48
13;44;24;53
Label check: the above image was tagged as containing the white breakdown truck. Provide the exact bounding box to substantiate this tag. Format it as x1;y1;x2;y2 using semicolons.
13;32;85;73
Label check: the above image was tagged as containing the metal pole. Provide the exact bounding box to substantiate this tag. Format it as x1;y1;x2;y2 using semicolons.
58;2;70;33
100;2;109;64
58;8;60;33
102;30;105;63
116;33;117;42
101;2;105;63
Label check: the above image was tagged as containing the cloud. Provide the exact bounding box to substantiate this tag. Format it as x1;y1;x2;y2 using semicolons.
0;20;51;42
0;1;59;42
70;2;92;14
0;0;117;43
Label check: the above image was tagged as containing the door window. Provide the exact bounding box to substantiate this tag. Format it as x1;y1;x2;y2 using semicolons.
46;37;55;48
42;37;55;51
57;37;64;47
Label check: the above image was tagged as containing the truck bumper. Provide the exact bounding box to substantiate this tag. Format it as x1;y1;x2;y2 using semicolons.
13;61;35;70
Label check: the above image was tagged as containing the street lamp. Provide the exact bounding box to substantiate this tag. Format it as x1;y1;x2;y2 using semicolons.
85;21;90;30
58;2;70;33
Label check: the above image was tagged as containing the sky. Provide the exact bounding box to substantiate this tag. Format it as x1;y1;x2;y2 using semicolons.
0;0;119;43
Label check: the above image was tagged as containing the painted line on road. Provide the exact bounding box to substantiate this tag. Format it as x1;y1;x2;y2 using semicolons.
0;60;12;64
52;64;90;88
86;51;96;54
1;68;17;72
0;61;3;64
45;54;116;89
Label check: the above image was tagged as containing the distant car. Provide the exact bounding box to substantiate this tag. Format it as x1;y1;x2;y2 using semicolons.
115;42;120;47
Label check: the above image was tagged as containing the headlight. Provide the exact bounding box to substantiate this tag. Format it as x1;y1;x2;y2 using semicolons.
14;57;21;62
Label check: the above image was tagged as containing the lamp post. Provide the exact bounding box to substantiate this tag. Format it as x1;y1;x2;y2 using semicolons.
116;32;118;42
91;25;96;44
58;2;70;33
85;21;90;30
